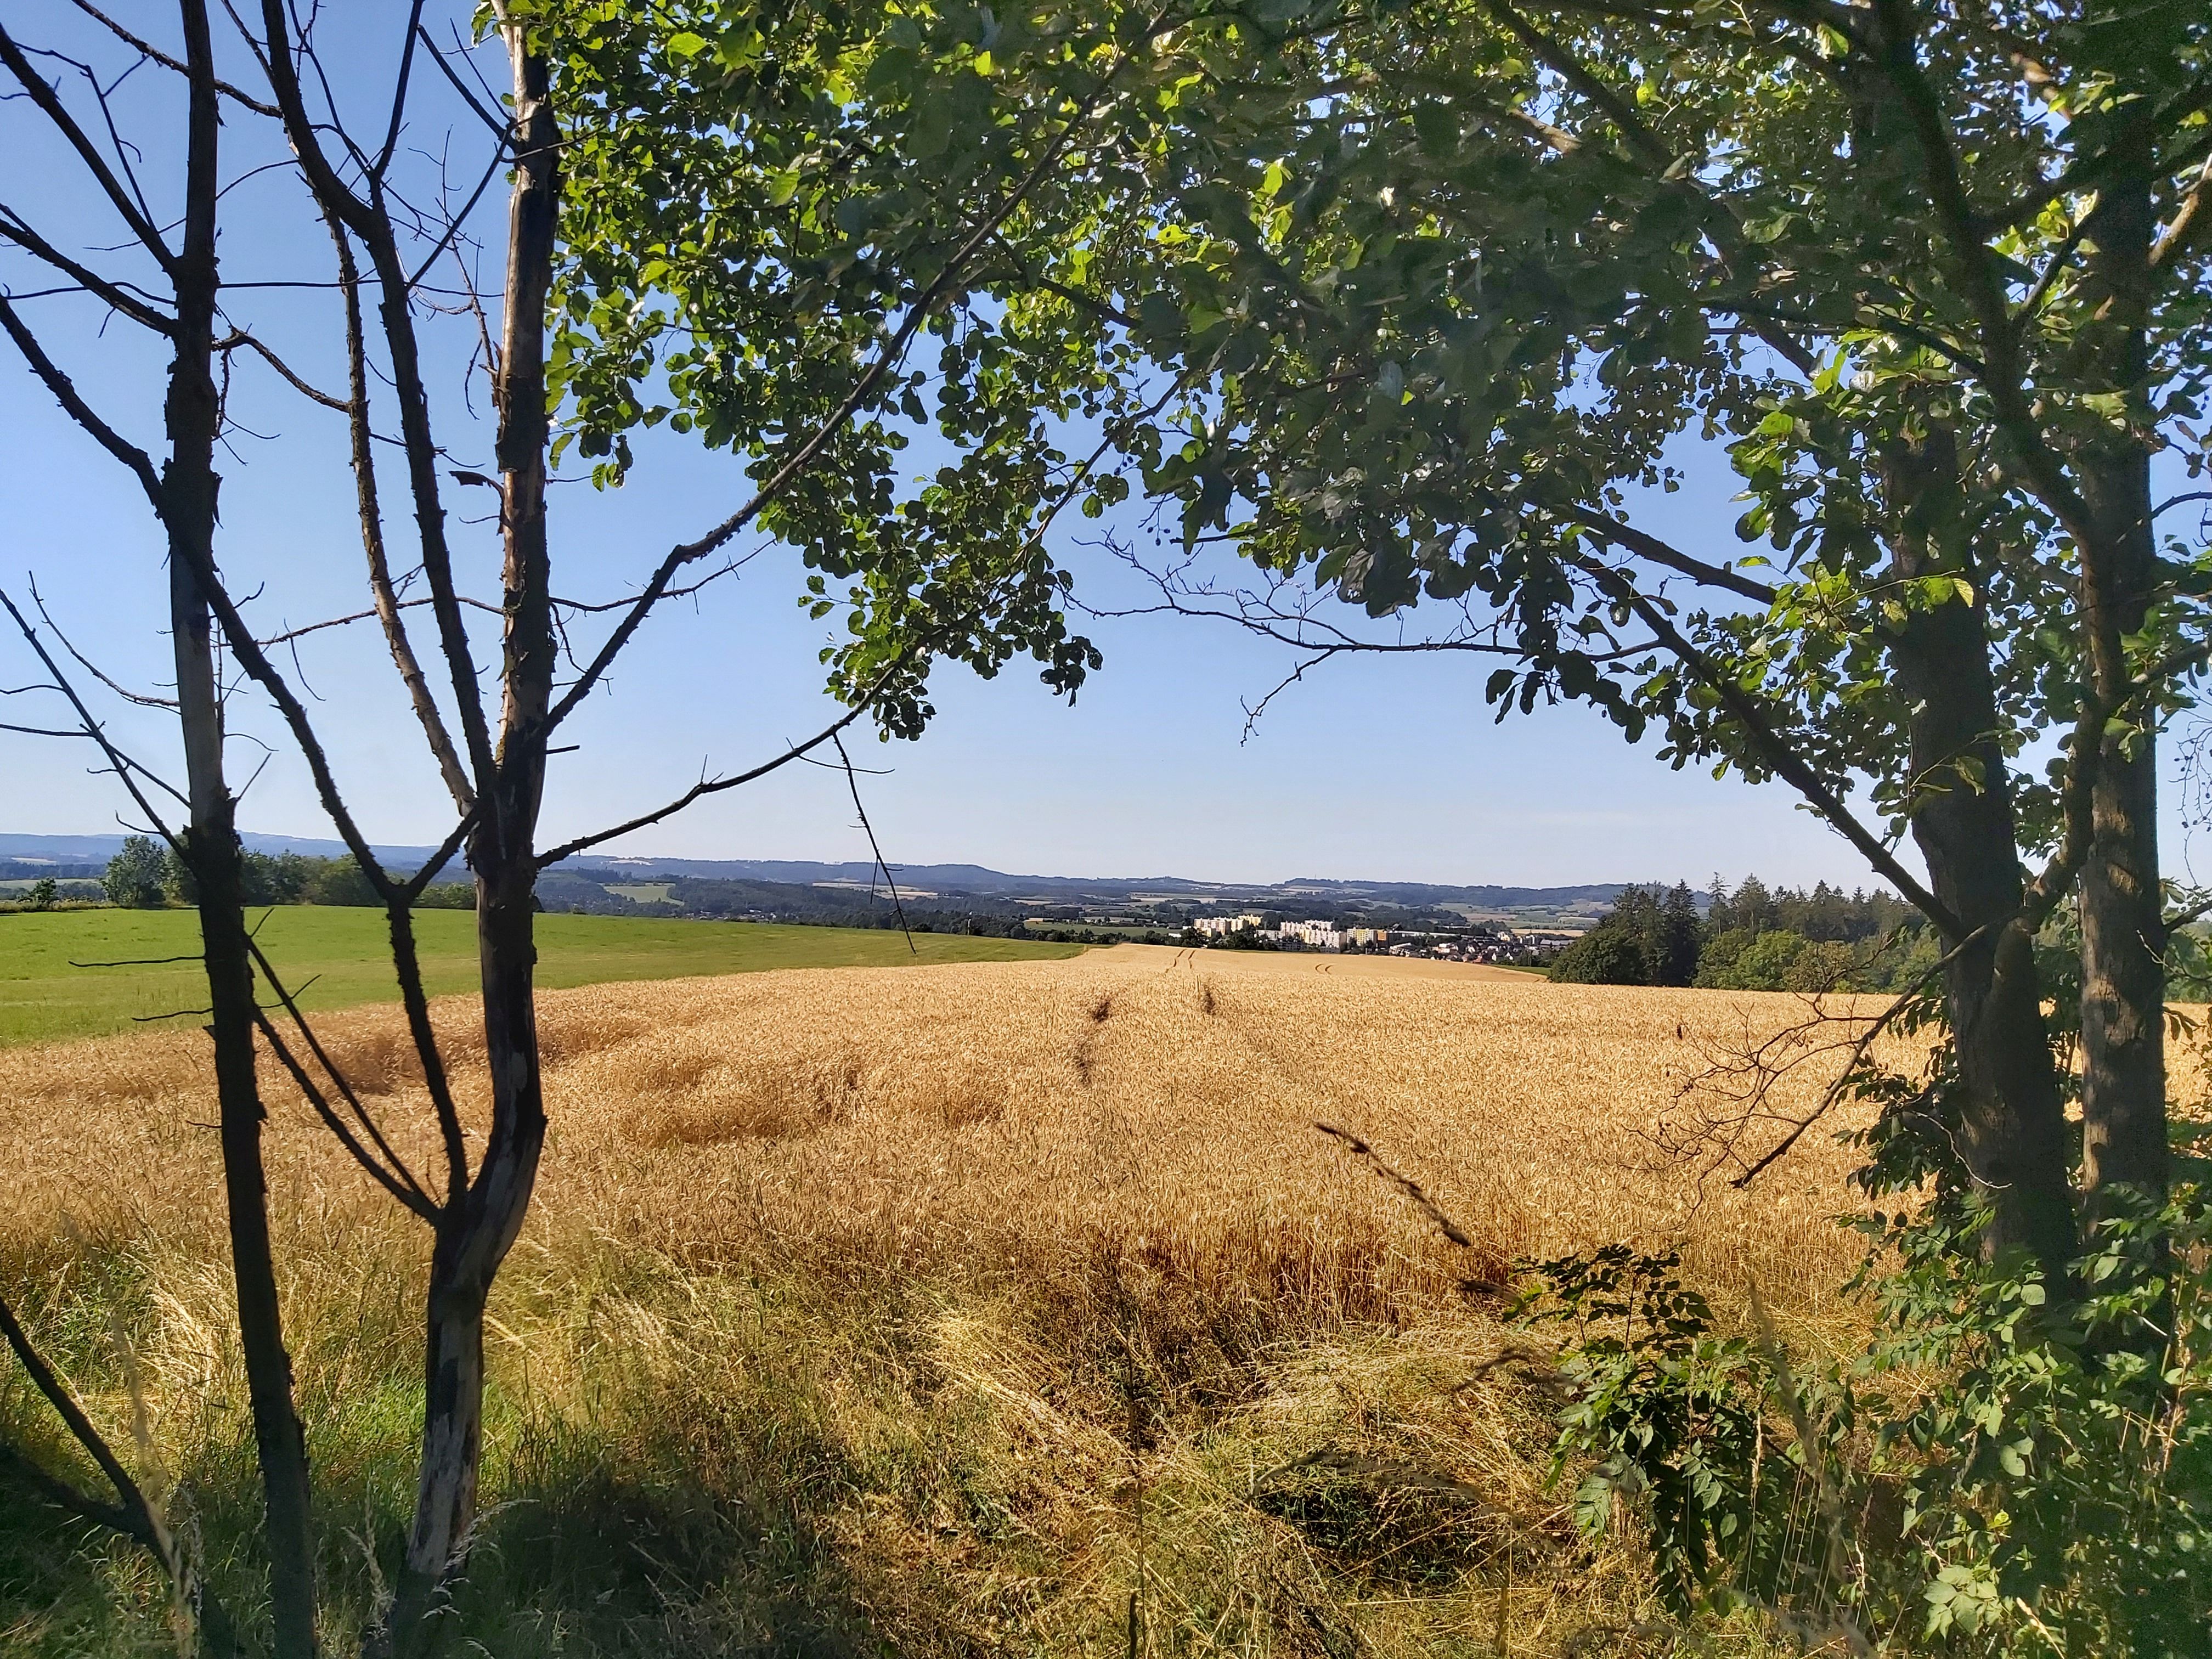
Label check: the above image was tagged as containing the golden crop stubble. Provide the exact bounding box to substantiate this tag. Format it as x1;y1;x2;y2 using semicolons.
2;949;1888;1330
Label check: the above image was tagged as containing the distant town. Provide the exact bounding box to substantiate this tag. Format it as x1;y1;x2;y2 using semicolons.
0;832;1624;963
1186;911;1573;964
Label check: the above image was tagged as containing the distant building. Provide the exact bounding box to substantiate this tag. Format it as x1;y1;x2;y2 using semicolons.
1193;912;1266;938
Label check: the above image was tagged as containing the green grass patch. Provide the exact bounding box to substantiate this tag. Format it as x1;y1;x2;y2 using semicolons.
0;908;1082;1046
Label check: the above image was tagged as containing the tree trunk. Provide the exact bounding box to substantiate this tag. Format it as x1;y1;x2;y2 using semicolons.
2076;465;2166;1203
168;8;319;1653
1884;425;2076;1280
2072;131;2168;1205
385;22;560;1652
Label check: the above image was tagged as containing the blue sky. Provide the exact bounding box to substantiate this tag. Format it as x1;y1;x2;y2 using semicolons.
4;7;2197;894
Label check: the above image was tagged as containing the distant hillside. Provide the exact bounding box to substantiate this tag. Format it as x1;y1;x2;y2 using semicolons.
0;832;1657;918
0;831;435;870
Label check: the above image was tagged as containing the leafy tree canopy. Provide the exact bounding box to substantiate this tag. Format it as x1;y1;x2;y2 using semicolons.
544;0;1323;737
1049;0;2210;855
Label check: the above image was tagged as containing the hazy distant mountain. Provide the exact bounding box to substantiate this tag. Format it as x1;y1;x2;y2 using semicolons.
0;831;435;867
0;831;1645;911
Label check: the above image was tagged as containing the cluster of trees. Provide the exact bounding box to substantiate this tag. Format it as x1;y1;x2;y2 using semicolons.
1551;877;1934;991
1;877;66;911
532;870;1045;936
101;836;471;910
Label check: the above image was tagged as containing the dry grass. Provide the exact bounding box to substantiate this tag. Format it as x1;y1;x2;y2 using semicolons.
1;945;1896;1656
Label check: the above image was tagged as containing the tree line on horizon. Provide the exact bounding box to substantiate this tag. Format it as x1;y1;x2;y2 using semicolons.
100;835;475;912
1548;876;1931;992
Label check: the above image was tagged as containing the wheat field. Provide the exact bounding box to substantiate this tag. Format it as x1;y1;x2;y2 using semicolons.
2;945;1897;1656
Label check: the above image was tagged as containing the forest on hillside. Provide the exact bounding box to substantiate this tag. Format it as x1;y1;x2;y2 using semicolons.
1548;877;1933;991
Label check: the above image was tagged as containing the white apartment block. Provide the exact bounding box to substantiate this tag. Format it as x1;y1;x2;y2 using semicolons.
1193;912;1267;938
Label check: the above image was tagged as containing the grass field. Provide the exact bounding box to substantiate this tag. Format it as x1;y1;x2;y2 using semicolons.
0;907;1082;1045
0;946;1889;1656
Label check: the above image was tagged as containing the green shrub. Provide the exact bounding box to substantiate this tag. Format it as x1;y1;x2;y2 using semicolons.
1519;1057;2212;1654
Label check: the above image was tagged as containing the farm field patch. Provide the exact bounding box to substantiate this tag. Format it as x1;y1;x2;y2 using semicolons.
0;907;1081;1045
1;949;1889;1654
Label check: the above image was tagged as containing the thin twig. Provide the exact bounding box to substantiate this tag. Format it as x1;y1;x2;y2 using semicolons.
832;730;915;955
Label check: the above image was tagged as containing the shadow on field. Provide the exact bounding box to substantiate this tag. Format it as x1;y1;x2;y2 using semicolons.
0;1429;895;1659
452;1451;887;1658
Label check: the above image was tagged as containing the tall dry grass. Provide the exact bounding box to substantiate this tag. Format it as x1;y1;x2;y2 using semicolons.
1;946;1892;1656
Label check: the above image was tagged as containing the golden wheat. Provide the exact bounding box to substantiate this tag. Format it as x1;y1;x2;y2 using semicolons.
3;945;1886;1301
0;944;1898;1656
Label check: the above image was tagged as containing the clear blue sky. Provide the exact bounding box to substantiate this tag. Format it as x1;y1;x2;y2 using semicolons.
3;5;2198;894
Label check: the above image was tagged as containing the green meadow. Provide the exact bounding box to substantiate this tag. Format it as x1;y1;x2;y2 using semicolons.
0;907;1082;1046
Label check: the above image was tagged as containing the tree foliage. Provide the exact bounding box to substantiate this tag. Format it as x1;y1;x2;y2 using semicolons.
1069;0;2210;1266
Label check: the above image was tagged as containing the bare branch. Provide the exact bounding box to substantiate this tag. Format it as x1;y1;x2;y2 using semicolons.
67;0;280;115
0;588;191;813
31;577;177;708
255;592;500;648
400;802;478;899
0;293;163;506
213;328;346;409
538;691;886;867
832;731;916;955
0;207;175;332
252;1005;438;1221
371;0;432;180
549;546;763;614
0;1292;161;1548
413;22;511;145
383;900;470;1205
323;213;475;809
255;0;501;799
0;1289;244;1653
0;20;175;272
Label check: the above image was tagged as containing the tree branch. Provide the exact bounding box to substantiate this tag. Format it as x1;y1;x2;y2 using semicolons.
0;20;176;272
0;1292;156;1539
2152;149;2212;270
252;1005;438;1221
1569;549;1964;936
0;208;176;332
1867;0;2102;553
30;578;177;708
832;731;916;955
255;0;501;800
543;45;1132;738
0;293;162;507
67;0;280;115
323;212;475;810
213;328;346;410
1560;504;1779;603
1482;0;1673;167
537;691;888;867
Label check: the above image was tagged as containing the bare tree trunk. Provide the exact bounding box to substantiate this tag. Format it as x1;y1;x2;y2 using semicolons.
2073;133;2169;1205
388;19;559;1650
166;5;318;1652
1884;426;2077;1280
